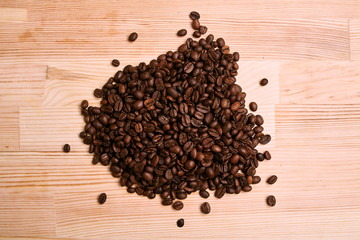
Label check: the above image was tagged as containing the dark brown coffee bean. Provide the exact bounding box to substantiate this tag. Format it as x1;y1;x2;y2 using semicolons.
252;176;261;184
200;190;209;198
189;11;200;20
177;29;187;37
214;187;226;199
172;201;184;211
111;59;120;67
199;25;207;34
264;151;271;160
249;102;258;112
81;100;88;109
267;175;277;185
192;19;200;30
200;202;211;214
63;144;70;153
259;134;271;145
94;88;103;98
162;198;173;206
128;32;138;42
260;78;268;86
98;193;107;204
242;185;252;192
177;218;185;228
193;31;201;38
266;195;276;206
184;62;194;73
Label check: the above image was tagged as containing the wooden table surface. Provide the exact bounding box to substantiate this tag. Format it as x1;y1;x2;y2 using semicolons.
1;0;360;239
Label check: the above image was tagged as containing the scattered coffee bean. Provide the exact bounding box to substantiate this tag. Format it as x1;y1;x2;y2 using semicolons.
189;11;200;20
264;151;271;160
98;193;107;204
199;25;207;34
172;201;184;211
111;59;120;67
177;218;185;227
162;198;173;206
192;19;200;30
260;78;268;86
128;32;138;42
266;195;276;206
199;190;210;199
93;88;103;98
267;175;277;185
177;29;187;37
252;176;261;184
201;202;211;214
81;100;88;109
193;31;201;38
249;102;258;112
63;144;70;153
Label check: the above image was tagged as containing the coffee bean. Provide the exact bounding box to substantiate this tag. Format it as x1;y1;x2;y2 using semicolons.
259;134;271;145
266;195;276;206
63;144;70;153
177;29;187;37
200;202;211;214
214;187;226;199
172;201;184;211
199;25;207;34
98;193;107;204
189;11;200;20
128;32;138;42
260;78;268;86
252;176;261;184
192;19;200;30
264;151;271;160
81;100;88;109
162;198;173;206
94;89;103;98
267;175;277;185
111;59;120;67
199;190;210;198
249;102;258;112
177;218;185;228
193;31;201;38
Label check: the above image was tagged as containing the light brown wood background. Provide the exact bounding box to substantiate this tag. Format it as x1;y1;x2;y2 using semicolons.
1;0;360;239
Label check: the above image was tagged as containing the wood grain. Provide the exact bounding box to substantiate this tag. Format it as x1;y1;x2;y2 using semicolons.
1;0;360;239
280;61;360;104
350;19;360;60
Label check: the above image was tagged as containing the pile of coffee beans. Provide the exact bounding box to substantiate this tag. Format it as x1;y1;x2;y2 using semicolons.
79;11;275;215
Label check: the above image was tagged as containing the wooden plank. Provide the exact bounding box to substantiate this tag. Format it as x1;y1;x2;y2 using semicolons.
279;61;360;104
27;0;360;20
0;8;27;22
0;63;46;107
0;190;55;238
0;18;350;61
0;108;19;151
350;19;360;60
276;104;360;148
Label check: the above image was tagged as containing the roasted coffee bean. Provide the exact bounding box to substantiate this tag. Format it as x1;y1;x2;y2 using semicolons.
111;59;120;67
200;202;211;214
63;144;70;153
199;25;207;34
192;19;200;30
128;32;138;42
189;11;200;20
266;195;276;206
267;175;277;185
259;134;271;145
199;190;210;198
94;88;103;98
177;29;187;37
193;31;201;38
260;78;268;86
98;193;107;204
249;102;258;112
162;198;173;206
264;151;272;160
214;187;226;199
252;176;261;184
81;100;88;109
172;201;184;210
177;218;185;228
